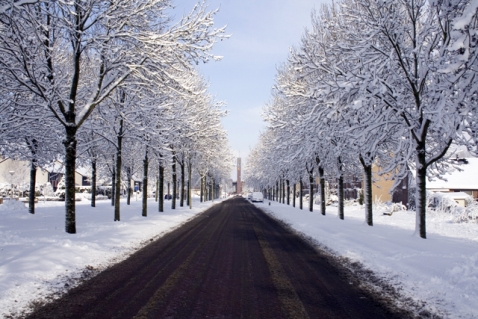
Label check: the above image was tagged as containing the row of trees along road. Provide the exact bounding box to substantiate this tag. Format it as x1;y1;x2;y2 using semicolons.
245;0;478;239
0;0;234;233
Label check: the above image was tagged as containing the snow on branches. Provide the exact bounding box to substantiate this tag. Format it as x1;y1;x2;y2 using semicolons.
0;0;231;233
247;0;478;239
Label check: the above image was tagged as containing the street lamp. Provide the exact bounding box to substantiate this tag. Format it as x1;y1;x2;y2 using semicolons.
135;182;139;201
40;185;45;203
9;171;14;200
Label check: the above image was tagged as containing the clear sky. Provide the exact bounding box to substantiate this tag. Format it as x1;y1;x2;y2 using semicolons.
172;0;331;180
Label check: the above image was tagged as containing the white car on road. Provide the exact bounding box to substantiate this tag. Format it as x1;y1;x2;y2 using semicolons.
251;192;264;203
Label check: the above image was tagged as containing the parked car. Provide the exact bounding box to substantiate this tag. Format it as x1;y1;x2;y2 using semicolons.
247;193;253;200
251;192;264;203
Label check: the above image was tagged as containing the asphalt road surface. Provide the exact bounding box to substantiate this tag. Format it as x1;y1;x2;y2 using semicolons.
27;197;406;319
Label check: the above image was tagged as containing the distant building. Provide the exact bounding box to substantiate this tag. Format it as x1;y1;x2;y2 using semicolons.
0;157;89;192
0;157;48;188
370;157;478;207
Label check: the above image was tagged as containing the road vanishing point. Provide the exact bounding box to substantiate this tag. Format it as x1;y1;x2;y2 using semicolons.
27;197;409;319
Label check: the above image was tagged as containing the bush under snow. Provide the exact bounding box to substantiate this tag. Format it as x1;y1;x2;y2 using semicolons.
0;199;27;212
427;192;478;223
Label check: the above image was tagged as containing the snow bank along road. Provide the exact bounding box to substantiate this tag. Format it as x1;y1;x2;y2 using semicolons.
26;197;409;319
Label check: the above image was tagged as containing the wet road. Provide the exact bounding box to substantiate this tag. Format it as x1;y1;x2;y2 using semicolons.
27;197;404;319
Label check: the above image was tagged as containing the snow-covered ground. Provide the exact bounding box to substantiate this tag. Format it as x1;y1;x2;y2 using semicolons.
255;200;478;319
1;197;477;318
0;196;222;318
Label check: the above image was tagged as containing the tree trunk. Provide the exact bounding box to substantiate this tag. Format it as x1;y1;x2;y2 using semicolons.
200;174;204;202
187;178;191;206
209;177;213;201
212;178;215;201
159;163;164;212
299;177;303;210
277;180;280;203
155;176;158;202
206;177;209;201
28;159;37;215
111;166;115;207
338;175;344;219
274;185;276;201
286;179;290;205
280;179;283;204
309;173;314;212
282;179;285;203
114;119;123;221
142;148;148;217
211;179;214;201
280;179;283;203
276;181;280;203
359;156;373;226
91;159;96;208
172;156;176;209
180;161;184;207
416;145;427;238
319;166;326;216
126;166;131;205
188;162;192;209
338;157;344;220
283;180;286;204
26;139;39;215
64;127;77;234
277;179;280;203
292;183;296;207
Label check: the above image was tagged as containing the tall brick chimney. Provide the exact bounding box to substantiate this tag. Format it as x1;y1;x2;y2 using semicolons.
237;158;242;194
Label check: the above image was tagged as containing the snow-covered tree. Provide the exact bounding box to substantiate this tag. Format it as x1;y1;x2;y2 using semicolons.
249;0;478;239
0;0;227;233
339;0;477;238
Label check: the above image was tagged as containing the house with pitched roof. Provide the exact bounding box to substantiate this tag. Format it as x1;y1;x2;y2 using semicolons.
427;158;478;200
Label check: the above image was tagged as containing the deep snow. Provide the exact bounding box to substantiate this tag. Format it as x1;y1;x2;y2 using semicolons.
0;196;477;318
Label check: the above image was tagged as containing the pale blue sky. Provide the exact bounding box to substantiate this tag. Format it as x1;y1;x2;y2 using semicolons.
172;0;331;178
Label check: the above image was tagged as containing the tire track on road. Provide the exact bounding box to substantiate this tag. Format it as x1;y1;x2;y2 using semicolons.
253;222;310;319
249;202;406;319
133;203;230;319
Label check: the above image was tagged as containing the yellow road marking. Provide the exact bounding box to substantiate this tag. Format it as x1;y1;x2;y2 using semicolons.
254;225;310;319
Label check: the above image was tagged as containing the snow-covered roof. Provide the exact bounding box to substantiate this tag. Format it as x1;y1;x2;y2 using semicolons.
427;158;478;190
42;161;65;174
75;166;91;177
42;161;89;177
435;192;470;200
